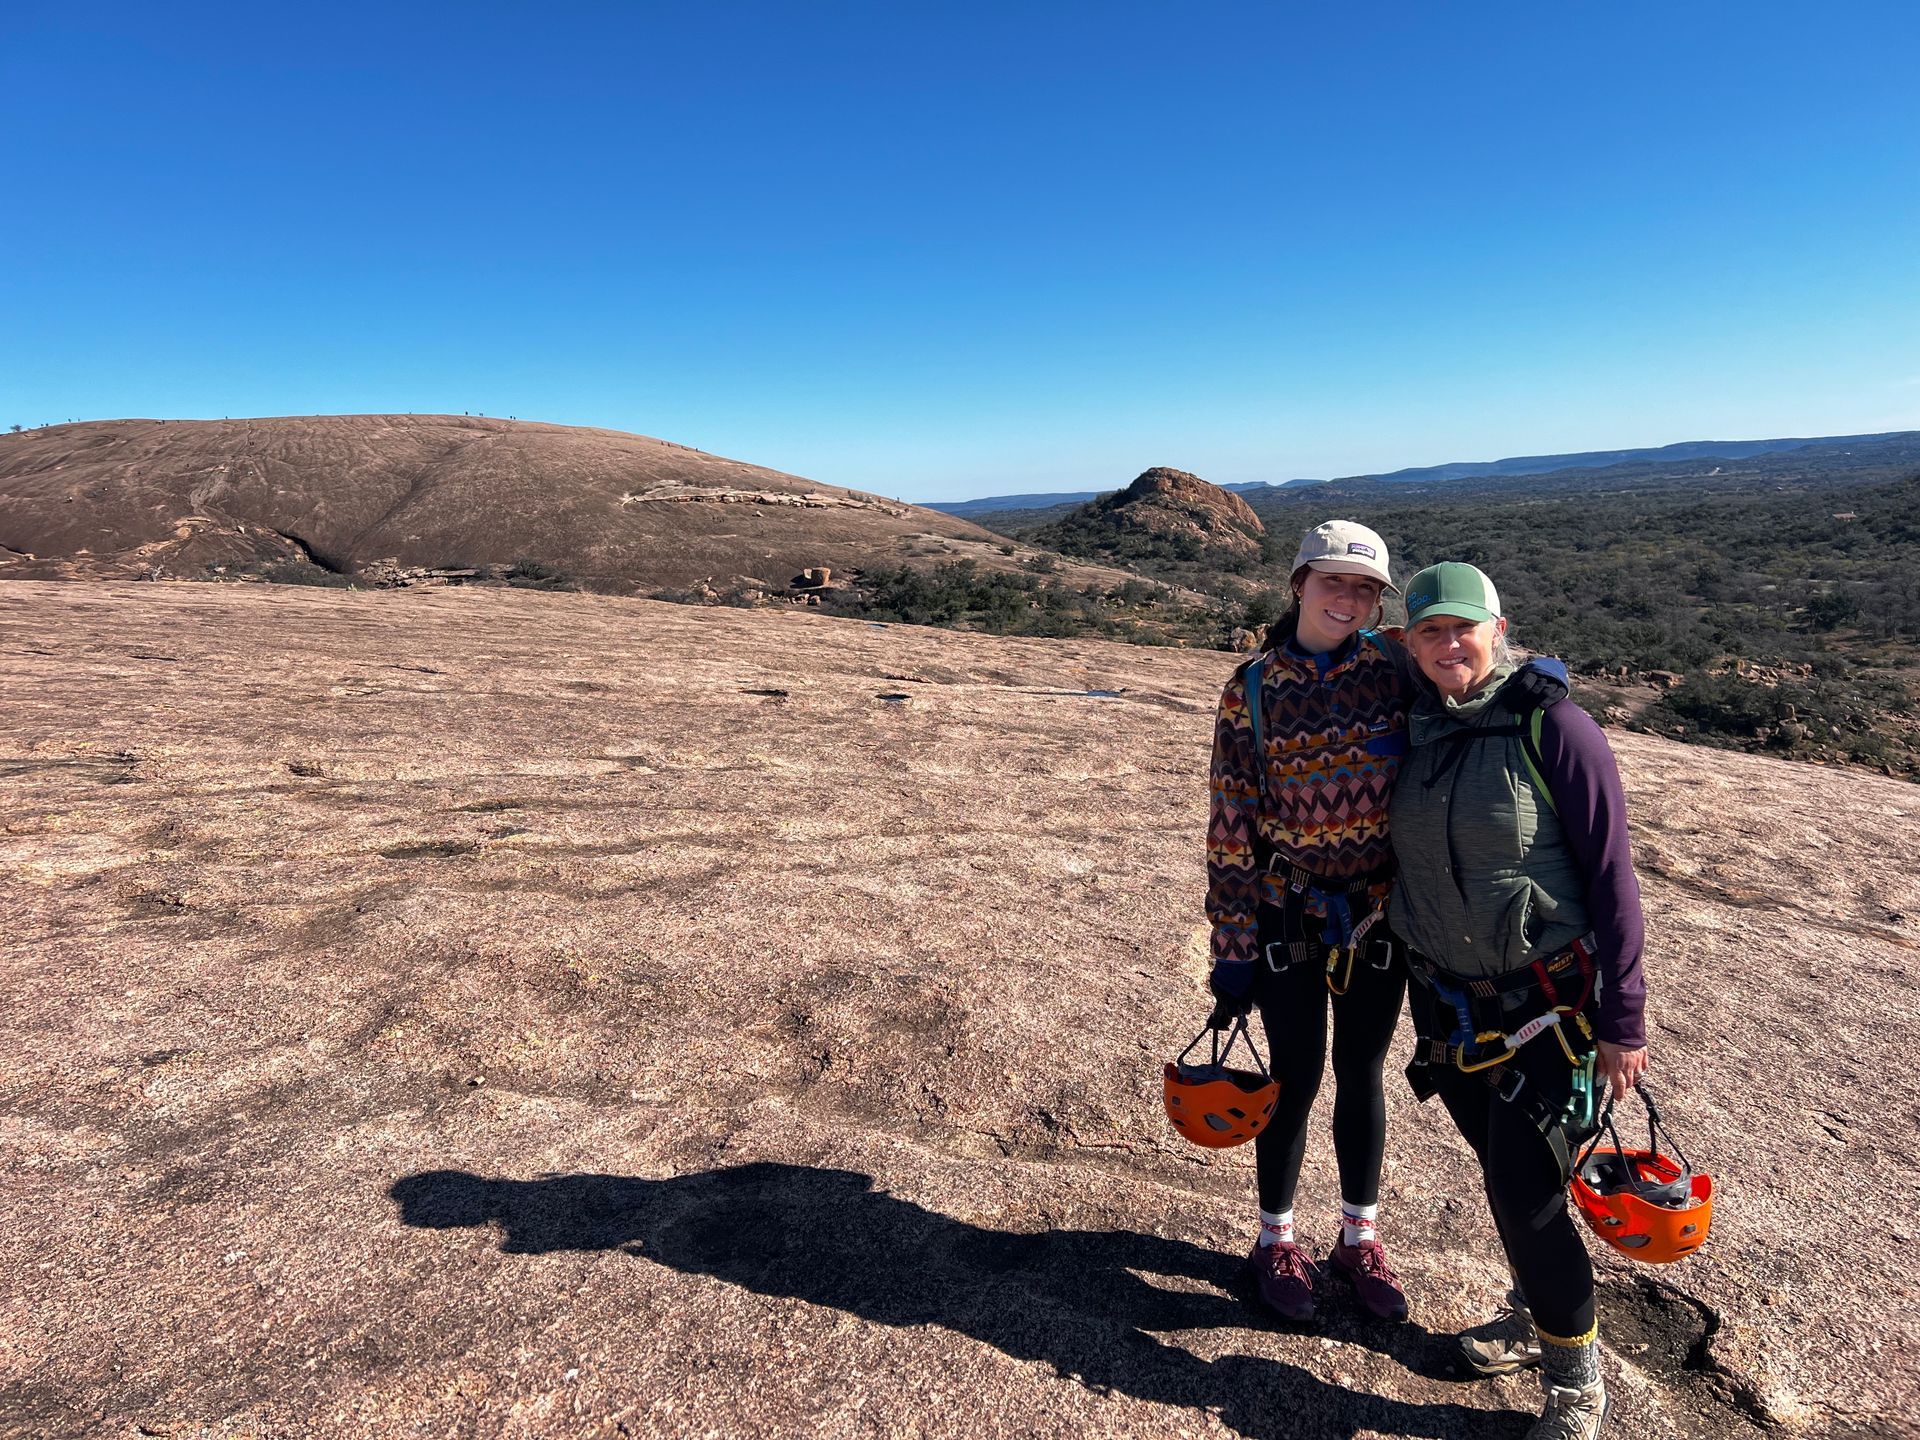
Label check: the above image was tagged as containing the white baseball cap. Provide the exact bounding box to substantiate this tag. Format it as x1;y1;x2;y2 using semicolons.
1291;520;1394;590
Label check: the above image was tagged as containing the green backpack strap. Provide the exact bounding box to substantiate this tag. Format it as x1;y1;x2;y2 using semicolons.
1518;703;1558;817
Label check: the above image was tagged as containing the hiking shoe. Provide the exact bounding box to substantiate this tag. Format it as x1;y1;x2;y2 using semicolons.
1244;1239;1317;1323
1327;1237;1409;1321
1525;1381;1608;1440
1456;1289;1544;1376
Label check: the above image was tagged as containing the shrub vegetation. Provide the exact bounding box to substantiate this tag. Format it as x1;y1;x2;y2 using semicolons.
820;560;1215;644
975;463;1920;777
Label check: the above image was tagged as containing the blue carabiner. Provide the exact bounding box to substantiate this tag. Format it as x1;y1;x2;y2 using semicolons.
1429;973;1477;1048
1318;890;1355;950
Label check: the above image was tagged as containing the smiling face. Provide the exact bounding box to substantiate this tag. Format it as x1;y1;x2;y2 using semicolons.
1293;567;1385;653
1409;613;1507;697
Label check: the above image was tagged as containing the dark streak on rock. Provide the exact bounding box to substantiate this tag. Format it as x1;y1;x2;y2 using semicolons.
378;840;480;860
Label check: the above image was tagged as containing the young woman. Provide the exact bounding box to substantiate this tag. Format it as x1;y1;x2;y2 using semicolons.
1204;520;1423;1325
1387;562;1648;1440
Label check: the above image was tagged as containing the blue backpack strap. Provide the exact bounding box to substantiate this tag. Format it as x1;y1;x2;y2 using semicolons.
1244;655;1265;771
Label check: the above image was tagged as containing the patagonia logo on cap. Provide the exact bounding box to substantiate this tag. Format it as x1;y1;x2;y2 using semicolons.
1346;542;1377;559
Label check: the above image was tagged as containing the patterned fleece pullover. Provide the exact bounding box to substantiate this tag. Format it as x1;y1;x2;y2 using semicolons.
1206;627;1421;969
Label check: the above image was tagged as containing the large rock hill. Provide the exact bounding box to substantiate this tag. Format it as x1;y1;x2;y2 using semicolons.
1034;467;1268;570
1;580;1914;1440
0;415;1031;592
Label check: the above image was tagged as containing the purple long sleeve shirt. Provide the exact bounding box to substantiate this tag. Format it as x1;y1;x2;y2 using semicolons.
1536;698;1648;1048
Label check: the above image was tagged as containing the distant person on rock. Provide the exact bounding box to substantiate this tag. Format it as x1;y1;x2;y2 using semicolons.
1388;562;1648;1440
1204;520;1423;1326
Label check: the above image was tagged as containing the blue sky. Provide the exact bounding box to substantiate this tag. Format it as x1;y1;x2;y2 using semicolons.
5;2;1918;501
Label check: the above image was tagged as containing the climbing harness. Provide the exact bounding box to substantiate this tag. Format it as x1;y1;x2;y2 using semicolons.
1254;858;1395;990
1411;937;1599;1071
1571;1085;1714;1263
1162;1015;1282;1150
1405;938;1603;1182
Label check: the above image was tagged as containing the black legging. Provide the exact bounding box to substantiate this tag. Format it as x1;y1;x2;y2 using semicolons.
1411;981;1597;1340
1250;900;1406;1215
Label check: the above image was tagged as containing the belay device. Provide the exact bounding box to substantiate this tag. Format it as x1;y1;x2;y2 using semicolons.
1163;1016;1281;1149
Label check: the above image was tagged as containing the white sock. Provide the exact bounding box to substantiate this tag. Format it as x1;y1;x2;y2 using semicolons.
1257;1207;1295;1248
1341;1200;1379;1247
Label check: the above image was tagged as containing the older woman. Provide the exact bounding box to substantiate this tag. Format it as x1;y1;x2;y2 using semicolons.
1386;563;1648;1440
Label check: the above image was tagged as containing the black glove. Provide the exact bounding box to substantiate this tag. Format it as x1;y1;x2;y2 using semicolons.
1206;993;1254;1030
1206;960;1255;1029
1505;658;1569;709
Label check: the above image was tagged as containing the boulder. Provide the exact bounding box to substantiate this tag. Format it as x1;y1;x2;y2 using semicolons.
1034;467;1267;570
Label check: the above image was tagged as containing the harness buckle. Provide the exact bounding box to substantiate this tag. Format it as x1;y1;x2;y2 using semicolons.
1265;940;1310;973
1495;1067;1527;1103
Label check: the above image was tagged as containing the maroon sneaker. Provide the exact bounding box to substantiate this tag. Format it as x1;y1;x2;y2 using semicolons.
1245;1239;1317;1323
1328;1237;1409;1321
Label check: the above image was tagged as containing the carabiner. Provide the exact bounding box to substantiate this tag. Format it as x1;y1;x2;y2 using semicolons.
1326;945;1356;996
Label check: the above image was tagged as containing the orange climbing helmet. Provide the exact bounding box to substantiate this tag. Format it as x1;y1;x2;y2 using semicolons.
1570;1084;1714;1264
1162;1017;1281;1149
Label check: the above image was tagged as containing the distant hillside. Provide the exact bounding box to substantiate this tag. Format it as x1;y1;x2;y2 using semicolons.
930;478;1312;517
1351;430;1920;486
0;414;1249;648
927;489;1112;518
929;431;1920;514
1242;430;1920;508
0;414;1039;593
967;498;1094;535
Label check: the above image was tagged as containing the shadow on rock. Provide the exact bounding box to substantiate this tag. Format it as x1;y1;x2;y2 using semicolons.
390;1162;1525;1440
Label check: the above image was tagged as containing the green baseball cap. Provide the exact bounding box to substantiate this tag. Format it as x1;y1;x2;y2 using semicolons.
1403;562;1502;625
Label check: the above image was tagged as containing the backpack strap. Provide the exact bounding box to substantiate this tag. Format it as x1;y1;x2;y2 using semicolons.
1422;701;1559;818
1520;704;1558;817
1243;655;1266;782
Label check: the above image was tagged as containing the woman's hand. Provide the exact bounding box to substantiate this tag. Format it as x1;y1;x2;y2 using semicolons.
1596;1040;1648;1099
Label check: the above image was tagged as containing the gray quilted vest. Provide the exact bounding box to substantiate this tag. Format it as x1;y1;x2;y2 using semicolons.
1386;665;1590;977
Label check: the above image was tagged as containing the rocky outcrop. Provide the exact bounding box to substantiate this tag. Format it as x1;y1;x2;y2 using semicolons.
1035;467;1268;571
1114;466;1264;530
356;560;485;588
1;579;1912;1439
0;414;1009;593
